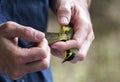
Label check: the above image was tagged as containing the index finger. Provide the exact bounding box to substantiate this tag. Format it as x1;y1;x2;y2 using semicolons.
1;21;45;42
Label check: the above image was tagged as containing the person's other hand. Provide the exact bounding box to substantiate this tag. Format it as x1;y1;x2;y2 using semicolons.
51;0;94;63
0;21;50;80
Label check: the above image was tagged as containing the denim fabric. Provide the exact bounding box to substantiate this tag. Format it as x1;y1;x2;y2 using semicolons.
0;0;53;82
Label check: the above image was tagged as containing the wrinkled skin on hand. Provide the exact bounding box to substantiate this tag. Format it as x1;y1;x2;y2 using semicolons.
0;21;51;80
51;0;94;63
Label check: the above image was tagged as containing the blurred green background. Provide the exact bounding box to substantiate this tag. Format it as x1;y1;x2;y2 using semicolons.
48;0;120;82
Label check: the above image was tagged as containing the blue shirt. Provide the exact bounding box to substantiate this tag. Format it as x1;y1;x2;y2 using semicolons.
0;0;53;82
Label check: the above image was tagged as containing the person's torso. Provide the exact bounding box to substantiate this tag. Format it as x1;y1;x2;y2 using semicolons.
0;0;49;31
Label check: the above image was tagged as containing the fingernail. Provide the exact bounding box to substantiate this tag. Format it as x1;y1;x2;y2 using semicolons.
51;45;58;50
36;32;44;41
59;17;69;25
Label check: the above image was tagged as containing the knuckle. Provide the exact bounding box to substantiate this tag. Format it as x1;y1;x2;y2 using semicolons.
85;22;95;42
89;29;95;42
57;3;71;16
0;21;17;36
58;1;71;10
41;48;50;59
42;63;49;70
41;60;50;70
80;56;85;61
0;22;11;32
59;5;68;11
3;21;15;28
78;54;85;61
85;22;92;31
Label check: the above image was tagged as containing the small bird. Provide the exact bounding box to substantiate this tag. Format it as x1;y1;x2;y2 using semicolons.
62;48;78;63
25;26;78;63
46;26;78;63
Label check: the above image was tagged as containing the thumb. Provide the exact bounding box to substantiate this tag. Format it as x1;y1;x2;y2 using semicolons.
1;21;45;42
57;1;72;25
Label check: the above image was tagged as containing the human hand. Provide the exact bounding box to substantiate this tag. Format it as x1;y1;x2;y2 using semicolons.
51;0;94;63
0;21;50;80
